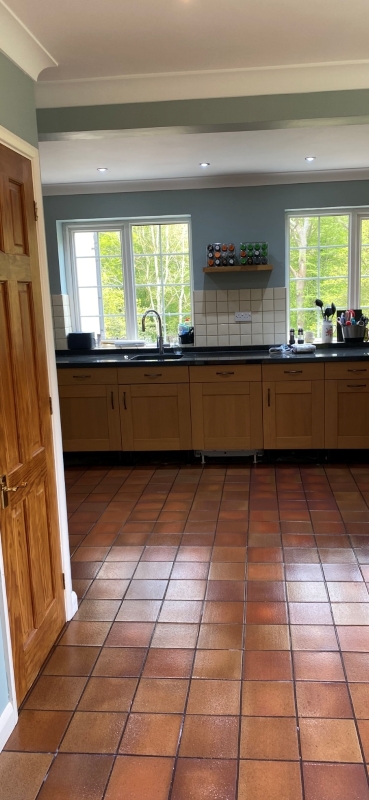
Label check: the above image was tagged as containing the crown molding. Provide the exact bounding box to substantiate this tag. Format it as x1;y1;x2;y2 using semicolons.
35;60;369;108
42;168;369;196
0;0;57;80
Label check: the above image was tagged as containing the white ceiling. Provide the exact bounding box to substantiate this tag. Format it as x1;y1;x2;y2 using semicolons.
39;125;369;186
4;0;369;82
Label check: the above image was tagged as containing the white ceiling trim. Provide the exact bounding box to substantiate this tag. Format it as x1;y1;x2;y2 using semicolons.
35;60;369;108
42;168;369;196
0;0;57;80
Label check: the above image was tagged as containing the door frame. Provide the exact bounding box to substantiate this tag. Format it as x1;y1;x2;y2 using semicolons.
0;124;77;746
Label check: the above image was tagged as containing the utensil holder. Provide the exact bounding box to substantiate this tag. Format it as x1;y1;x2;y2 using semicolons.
322;320;334;344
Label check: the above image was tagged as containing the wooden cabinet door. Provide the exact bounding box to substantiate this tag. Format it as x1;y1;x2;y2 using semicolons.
0;143;65;703
325;379;369;448
190;382;263;450
263;380;324;449
120;384;192;450
58;384;121;451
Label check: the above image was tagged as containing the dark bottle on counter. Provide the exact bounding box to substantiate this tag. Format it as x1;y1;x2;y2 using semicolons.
298;327;304;344
289;328;295;345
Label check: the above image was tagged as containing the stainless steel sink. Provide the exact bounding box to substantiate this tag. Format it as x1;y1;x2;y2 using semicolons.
130;352;183;361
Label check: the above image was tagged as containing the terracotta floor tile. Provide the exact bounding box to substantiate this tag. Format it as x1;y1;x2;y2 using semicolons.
287;582;328;602
171;758;237;800
238;760;302;800
176;546;211;562
240;716;299;760
120;713;182;756
75;599;121;621
288;602;333;624
246;581;286;601
24;676;87;711
243;651;292;680
5;710;72;753
284;548;320;564
358;720;369;761
290;625;339;651
245;624;290;650
171;562;209;579
105;755;174;800
323;564;363;581
343;653;369;681
159;600;202;623
71;562;103;580
165;579;206;600
337;626;369;651
151;623;199;648
332;603;369;625
294;652;345;681
187;679;240;715
72;546;110;562
86;580;129;600
106;546;144;561
192;649;242;679
296;681;353;718
132;678;188;712
125;579;168;599
59;621;111;646
208;562;246;580
179;715;239;758
246;602;288;624
133;561;173;579
303;762;369;800
0;752;53;800
214;532;247;546
247;563;284;581
299;718;362;762
350;683;369;718
115;599;160;622
43;646;99;676
78;677;137;711
285;564;324;581
248;533;281;547
60;711;126;753
197;623;243;649
143;648;194;678
105;621;154;647
211;546;246;562
72;579;92;600
242;680;295;716
202;601;244;623
93;647;146;677
205;580;245;601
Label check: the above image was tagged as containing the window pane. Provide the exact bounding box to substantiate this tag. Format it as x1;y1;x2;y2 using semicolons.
290;248;318;280
134;256;161;285
161;223;189;254
320;215;349;246
136;285;163;317
79;287;99;316
132;225;160;255
98;231;121;255
80;316;100;335
362;219;369;245
76;257;97;287
163;255;190;284
290;279;318;311
290;308;321;339
100;257;124;287
164;284;191;316
361;247;369;275
102;287;125;317
319;278;348;309
320;248;348;277
74;231;95;257
289;217;318;248
105;317;126;339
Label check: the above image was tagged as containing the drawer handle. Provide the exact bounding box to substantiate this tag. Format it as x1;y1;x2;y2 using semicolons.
122;391;127;410
216;371;235;376
284;370;302;374
347;384;367;388
144;373;162;378
72;374;91;379
111;391;114;410
348;368;367;372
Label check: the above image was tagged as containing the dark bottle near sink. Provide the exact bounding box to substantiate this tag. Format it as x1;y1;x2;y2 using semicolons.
179;327;194;344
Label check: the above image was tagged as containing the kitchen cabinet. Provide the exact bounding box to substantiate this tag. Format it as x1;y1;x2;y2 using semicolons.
262;363;324;449
189;365;263;450
57;369;121;451
119;383;192;450
325;362;369;447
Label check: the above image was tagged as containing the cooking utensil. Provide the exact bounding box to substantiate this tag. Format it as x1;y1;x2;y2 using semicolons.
315;299;324;317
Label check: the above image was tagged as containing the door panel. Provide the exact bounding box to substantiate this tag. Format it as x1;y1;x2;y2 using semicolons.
325;380;369;448
58;384;121;451
0;142;65;703
263;380;324;449
190;382;263;450
120;384;192;450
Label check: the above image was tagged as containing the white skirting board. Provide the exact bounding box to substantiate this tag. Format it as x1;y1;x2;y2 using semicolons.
0;702;17;752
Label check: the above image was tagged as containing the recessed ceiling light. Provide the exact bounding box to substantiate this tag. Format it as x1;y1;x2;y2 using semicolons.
200;162;210;167
305;156;316;162
97;167;108;172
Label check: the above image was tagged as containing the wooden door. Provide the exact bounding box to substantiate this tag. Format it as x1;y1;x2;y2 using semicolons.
325;379;369;448
120;384;192;450
58;384;121;451
0;144;65;703
263;380;324;448
190;382;263;450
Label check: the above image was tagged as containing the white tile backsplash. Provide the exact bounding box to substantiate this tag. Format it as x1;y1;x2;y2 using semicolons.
52;294;71;348
194;287;287;347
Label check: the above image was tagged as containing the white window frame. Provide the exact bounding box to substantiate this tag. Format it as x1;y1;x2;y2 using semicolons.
286;206;369;335
63;216;193;341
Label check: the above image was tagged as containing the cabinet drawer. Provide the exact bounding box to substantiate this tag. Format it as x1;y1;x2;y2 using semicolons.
262;363;324;381
325;361;369;380
190;364;261;383
117;366;189;384
57;367;118;385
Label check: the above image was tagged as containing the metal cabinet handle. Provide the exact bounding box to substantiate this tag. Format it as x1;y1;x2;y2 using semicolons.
144;373;162;378
268;388;271;407
348;368;367;372
347;384;367;388
72;374;91;379
216;371;235;376
111;391;114;410
123;391;127;410
284;370;302;374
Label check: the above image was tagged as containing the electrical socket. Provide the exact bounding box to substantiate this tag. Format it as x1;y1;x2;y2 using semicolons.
234;311;252;322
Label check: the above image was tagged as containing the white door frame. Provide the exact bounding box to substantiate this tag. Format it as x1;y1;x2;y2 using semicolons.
0;124;77;748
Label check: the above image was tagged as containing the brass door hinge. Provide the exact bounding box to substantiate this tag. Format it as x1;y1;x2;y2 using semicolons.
62;573;65;589
34;201;38;222
49;396;53;415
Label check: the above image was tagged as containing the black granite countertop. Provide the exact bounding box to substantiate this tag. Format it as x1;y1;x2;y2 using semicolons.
55;344;369;368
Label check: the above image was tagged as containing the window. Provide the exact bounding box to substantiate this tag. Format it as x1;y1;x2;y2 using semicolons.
288;208;369;339
65;220;192;343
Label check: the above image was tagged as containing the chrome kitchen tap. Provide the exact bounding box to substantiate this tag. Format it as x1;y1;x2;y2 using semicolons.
142;309;164;355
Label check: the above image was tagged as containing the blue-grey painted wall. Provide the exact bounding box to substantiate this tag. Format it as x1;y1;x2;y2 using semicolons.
0;606;9;716
43;180;369;295
0;51;38;147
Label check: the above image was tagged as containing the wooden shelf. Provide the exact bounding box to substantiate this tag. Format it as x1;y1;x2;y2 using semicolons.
203;265;273;273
